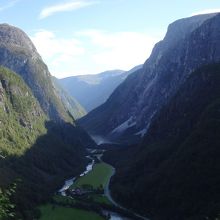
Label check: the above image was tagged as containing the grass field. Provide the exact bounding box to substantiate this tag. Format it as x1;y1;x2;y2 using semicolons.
72;162;113;189
39;204;104;220
89;194;111;205
53;195;74;204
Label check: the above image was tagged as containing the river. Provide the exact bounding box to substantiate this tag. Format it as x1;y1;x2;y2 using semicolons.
58;157;94;195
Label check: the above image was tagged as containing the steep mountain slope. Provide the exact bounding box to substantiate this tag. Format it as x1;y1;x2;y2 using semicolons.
52;77;86;119
0;23;73;122
60;65;142;112
79;13;220;143
0;66;88;219
104;63;220;220
0;66;46;157
0;23;94;148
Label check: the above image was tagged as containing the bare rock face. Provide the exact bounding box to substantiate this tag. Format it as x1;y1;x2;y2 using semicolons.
79;13;220;143
0;24;37;52
0;80;5;108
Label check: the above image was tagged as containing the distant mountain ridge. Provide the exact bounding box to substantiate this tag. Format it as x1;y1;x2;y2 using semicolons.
59;65;142;112
79;13;220;144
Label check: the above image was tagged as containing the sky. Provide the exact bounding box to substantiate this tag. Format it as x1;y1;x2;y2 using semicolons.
0;0;220;78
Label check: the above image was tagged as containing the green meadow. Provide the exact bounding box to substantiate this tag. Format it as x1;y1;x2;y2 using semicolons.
72;162;113;189
39;204;104;220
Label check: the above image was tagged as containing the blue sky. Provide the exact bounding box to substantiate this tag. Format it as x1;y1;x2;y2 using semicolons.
0;0;220;78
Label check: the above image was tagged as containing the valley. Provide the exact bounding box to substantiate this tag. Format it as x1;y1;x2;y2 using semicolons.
39;150;145;220
59;66;142;113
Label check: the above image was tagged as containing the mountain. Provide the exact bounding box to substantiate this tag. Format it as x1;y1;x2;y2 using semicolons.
79;13;220;144
0;24;95;219
104;63;220;220
52;77;86;119
59;65;142;112
0;23;74;122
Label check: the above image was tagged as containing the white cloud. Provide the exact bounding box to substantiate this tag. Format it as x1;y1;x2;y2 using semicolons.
39;0;98;19
30;29;160;78
191;8;220;16
31;30;85;77
0;0;19;12
31;30;84;57
77;30;159;71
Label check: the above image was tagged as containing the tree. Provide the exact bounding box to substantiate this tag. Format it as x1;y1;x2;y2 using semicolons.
0;186;16;220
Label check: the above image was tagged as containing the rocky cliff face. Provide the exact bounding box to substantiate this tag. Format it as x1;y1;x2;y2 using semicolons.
134;13;220;130
79;13;220;143
0;24;73;122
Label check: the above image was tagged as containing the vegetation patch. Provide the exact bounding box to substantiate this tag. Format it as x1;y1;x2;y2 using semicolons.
89;195;111;205
72;163;113;189
0;66;47;157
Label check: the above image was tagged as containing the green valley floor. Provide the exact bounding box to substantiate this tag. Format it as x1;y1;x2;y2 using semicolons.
39;162;114;220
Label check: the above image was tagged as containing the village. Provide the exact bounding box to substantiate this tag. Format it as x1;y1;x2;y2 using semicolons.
65;184;104;199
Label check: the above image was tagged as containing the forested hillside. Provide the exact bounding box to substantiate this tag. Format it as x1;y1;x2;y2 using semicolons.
104;63;220;220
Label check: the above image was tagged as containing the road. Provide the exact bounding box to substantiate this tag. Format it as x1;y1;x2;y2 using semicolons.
104;162;150;220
